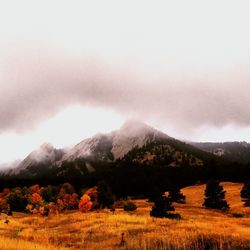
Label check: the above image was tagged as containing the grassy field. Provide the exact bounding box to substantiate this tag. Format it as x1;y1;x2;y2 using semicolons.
1;182;250;250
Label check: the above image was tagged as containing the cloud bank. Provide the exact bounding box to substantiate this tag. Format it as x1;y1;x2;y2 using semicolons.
1;0;250;135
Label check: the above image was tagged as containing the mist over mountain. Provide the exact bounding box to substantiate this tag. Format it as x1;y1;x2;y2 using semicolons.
0;121;202;177
1;121;249;188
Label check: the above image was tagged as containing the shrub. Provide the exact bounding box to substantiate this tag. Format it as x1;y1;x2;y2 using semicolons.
123;201;137;211
231;213;245;218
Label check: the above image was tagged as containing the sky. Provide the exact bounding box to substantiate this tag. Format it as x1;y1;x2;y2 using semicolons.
1;0;250;163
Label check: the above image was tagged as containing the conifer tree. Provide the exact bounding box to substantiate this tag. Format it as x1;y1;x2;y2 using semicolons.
150;192;180;219
168;186;186;204
240;182;250;206
203;180;229;210
97;181;115;209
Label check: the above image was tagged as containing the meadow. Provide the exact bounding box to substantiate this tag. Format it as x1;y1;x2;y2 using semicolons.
1;182;250;250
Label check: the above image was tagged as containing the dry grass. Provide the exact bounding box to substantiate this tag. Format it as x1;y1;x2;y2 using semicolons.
1;182;250;249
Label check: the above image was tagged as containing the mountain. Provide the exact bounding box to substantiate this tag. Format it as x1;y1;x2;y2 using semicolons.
191;141;250;164
0;160;21;172
1;121;218;179
53;121;173;177
60;120;168;162
4;143;65;177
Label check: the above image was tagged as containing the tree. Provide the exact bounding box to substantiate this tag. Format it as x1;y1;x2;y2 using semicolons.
203;180;229;210
7;188;28;212
150;192;180;219
79;194;92;212
168;186;186;204
97;181;115;209
241;182;250;206
26;192;45;214
41;185;59;203
123;201;137;211
85;187;98;209
0;188;10;213
61;193;79;209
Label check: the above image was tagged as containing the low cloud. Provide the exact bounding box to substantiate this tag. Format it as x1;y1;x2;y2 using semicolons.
1;47;250;136
1;1;250;136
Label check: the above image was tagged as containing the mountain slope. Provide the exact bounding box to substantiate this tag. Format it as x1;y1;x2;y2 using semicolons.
191;141;250;164
4;143;65;177
1;121;219;179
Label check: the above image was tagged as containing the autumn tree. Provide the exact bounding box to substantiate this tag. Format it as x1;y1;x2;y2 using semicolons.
79;194;92;212
85;187;98;209
26;192;45;214
0;188;10;214
56;183;79;211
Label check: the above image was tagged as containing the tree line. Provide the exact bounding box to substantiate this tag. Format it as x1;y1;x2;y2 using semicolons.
1;180;250;219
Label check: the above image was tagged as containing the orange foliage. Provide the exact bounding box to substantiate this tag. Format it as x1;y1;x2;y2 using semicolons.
57;199;65;212
30;185;41;194
85;187;98;208
79;194;92;212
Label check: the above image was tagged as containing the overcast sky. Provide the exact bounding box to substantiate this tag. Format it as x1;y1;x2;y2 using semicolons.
1;0;250;163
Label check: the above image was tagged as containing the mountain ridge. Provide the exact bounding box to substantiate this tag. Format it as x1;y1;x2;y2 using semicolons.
0;121;245;179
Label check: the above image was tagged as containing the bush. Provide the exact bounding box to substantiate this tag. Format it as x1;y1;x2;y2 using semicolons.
231;213;245;218
123;201;137;211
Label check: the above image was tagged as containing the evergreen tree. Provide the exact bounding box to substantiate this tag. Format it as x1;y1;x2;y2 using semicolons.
240;182;250;206
150;192;180;219
203;180;229;210
168;186;186;204
97;180;115;209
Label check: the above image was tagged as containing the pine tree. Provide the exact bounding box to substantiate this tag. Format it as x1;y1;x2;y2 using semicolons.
240;182;250;206
203;180;229;210
168;186;186;204
150;192;180;219
97;181;115;209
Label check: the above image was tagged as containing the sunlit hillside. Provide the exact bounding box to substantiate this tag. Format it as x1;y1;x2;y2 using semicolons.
1;182;250;250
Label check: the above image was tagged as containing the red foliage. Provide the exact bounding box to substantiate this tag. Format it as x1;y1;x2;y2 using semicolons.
31;193;42;203
62;193;79;209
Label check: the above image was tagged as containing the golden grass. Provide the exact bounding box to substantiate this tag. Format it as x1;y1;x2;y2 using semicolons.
1;182;250;249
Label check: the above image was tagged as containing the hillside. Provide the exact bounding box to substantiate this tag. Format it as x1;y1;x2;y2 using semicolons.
1;121;220;181
1;183;250;250
191;141;250;164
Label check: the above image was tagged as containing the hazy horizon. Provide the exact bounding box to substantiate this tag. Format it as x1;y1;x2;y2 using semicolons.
1;1;250;163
